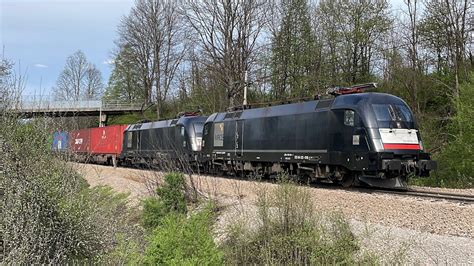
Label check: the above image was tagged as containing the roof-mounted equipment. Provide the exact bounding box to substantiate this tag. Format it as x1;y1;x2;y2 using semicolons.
176;109;203;118
326;83;377;96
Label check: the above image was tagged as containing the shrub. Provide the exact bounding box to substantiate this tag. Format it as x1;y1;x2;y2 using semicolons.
142;172;187;229
222;177;372;265
0;117;142;264
141;173;222;264
144;206;223;265
103;233;144;265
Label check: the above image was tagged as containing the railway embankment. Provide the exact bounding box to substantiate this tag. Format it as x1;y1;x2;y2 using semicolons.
74;163;474;264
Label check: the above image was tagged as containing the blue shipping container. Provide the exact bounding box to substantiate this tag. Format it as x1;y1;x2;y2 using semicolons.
52;131;69;151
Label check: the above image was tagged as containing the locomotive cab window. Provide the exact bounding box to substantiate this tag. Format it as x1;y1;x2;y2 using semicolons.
372;104;413;122
214;123;224;147
344;110;355;126
193;122;204;137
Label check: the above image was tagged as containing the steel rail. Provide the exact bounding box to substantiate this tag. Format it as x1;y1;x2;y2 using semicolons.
370;189;474;204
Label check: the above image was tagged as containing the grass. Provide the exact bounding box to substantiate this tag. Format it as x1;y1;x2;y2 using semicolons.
107;109;157;125
221;176;379;265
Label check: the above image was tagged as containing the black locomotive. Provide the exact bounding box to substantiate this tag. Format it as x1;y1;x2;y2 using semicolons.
119;84;436;188
120;114;207;167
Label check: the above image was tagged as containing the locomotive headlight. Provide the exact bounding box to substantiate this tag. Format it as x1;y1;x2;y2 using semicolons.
373;139;384;151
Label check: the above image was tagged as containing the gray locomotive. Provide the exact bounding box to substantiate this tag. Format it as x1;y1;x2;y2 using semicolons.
121;84;437;188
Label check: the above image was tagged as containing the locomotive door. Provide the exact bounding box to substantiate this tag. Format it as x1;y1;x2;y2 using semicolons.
333;109;369;153
234;120;244;157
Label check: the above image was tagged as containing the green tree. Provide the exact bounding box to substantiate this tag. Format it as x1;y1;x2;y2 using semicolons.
103;46;145;103
271;0;317;99
431;75;474;188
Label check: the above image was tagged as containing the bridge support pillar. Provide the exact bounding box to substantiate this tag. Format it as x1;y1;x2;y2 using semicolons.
99;113;107;127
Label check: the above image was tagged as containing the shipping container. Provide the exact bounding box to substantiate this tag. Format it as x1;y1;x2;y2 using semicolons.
69;128;91;154
90;125;128;155
52;131;69;151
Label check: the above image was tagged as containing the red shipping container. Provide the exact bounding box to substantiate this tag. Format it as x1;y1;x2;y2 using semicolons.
69;128;91;154
90;125;128;155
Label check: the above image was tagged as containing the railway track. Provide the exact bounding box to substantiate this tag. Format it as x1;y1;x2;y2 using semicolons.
308;180;474;204
77;162;474;204
369;188;474;204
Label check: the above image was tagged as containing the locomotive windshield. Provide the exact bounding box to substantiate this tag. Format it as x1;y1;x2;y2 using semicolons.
372;104;413;122
193;122;205;137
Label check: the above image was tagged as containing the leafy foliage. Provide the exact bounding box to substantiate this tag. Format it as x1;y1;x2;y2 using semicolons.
142;172;187;229
0;117;141;264
140;172;222;264
103;45;146;103
144;207;223;265
412;76;474;188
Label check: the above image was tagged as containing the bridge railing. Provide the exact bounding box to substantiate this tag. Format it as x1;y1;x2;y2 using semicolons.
101;100;145;110
12;95;145;112
17;99;102;111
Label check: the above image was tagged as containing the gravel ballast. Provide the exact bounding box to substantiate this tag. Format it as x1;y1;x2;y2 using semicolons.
73;163;474;264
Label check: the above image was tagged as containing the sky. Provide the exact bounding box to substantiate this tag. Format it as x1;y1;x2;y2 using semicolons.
1;0;409;97
0;0;134;96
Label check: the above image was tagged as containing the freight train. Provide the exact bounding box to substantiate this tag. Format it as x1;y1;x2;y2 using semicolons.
53;84;437;188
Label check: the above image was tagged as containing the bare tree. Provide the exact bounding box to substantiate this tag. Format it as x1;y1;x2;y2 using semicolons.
84;64;104;100
398;0;422;114
118;0;185;119
0;58;14;111
0;57;26;111
184;0;268;108
316;0;391;84
54;50;103;101
419;0;471;99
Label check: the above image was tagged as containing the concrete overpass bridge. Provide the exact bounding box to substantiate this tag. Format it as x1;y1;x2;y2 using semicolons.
7;95;146;125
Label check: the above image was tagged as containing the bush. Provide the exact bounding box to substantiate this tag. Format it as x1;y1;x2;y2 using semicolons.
144;206;223;265
0;117;142;264
222;177;373;265
142;172;187;229
411;75;474;188
140;172;222;264
103;233;144;265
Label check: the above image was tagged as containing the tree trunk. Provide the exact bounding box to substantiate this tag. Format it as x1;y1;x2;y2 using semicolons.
156;99;161;120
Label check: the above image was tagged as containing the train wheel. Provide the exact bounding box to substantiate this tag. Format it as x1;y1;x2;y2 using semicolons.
299;174;312;185
340;174;355;188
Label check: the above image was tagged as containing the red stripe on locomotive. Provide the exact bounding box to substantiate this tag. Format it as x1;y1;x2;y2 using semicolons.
383;143;420;150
